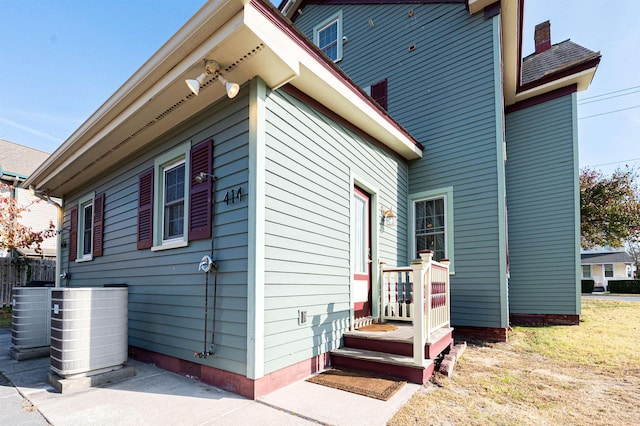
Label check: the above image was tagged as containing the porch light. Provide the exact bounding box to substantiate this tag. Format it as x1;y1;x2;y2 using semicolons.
382;207;397;226
185;60;240;99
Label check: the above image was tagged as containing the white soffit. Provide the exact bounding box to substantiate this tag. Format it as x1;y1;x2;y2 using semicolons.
25;0;420;197
514;67;598;103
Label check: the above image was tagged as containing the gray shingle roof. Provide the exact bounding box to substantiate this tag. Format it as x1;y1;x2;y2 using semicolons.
522;40;600;85
0;139;50;178
581;252;633;264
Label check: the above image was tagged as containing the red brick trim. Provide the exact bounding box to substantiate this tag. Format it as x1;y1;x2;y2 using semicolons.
128;346;331;399
510;313;580;326
453;326;508;342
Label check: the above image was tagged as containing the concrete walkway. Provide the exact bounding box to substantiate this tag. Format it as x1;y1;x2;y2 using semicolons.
0;329;420;425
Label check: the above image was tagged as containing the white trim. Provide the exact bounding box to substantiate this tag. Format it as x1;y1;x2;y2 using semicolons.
153;141;191;248
350;173;380;322
151;241;189;252
77;191;95;261
409;187;455;273
247;78;267;380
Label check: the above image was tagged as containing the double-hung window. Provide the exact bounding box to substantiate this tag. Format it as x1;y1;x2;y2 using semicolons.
152;143;190;249
604;264;614;278
313;12;343;62
80;198;93;258
137;139;213;251
410;187;454;271
69;191;104;262
162;160;186;242
415;198;446;261
582;264;591;278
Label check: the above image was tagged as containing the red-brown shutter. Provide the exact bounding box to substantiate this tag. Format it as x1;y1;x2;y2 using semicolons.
92;193;105;257
137;169;154;249
189;139;213;241
68;206;78;261
371;78;388;110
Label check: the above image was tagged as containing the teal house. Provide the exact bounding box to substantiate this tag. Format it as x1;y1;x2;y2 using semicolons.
25;0;599;398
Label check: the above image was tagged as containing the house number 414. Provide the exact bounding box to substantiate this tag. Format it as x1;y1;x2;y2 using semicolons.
224;187;243;205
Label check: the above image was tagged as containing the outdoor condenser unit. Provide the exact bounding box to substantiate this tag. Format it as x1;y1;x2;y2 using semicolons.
11;286;52;359
50;287;128;378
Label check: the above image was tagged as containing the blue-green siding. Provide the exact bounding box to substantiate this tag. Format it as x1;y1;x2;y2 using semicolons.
295;3;508;328
505;94;580;315
262;89;409;374
61;93;251;376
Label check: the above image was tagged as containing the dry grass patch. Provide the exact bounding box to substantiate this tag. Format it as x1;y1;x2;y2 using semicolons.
389;299;640;425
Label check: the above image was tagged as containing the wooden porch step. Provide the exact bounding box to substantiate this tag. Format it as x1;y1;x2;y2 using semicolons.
330;347;434;384
344;326;454;359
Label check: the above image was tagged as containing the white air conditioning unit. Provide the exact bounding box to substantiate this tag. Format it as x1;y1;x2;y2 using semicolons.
50;287;128;378
11;287;52;359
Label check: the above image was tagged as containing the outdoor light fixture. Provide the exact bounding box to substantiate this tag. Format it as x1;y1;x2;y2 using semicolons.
194;172;216;184
382;207;397;227
185;60;240;99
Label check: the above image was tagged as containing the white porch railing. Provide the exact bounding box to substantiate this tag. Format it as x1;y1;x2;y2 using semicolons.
380;251;451;366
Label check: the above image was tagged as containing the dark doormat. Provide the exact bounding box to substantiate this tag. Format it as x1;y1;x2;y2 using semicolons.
306;368;406;400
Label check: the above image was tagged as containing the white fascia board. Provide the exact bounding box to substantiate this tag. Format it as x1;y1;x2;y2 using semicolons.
25;11;247;193
501;0;519;106
514;68;598;103
468;0;498;15
244;1;422;160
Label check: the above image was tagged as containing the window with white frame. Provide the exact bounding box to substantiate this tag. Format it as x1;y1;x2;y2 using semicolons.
80;198;93;258
582;264;591;278
138;139;213;251
410;188;454;270
604;263;614;277
415;197;446;261
153;142;190;248
313;12;343;62
162;160;185;241
69;191;104;262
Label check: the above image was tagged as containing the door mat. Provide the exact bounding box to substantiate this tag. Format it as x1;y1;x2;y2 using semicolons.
306;368;406;400
357;323;398;332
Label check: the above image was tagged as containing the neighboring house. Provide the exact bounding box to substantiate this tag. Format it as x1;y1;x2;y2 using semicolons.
23;1;598;398
581;252;634;291
0;139;57;258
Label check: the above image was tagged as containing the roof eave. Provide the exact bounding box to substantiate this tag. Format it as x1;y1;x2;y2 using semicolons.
515;56;600;103
24;0;421;198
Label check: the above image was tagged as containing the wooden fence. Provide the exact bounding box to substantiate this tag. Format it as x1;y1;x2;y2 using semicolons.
0;258;56;307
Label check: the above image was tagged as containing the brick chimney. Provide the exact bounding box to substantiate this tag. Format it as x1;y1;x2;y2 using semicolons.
534;20;551;54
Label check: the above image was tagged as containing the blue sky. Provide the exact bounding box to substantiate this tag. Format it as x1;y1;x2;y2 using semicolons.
1;1;637;175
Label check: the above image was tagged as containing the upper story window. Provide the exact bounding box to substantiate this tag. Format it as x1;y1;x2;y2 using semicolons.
314;12;343;62
582;264;591;278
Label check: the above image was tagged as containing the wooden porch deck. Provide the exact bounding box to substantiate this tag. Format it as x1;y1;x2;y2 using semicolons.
331;322;454;384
